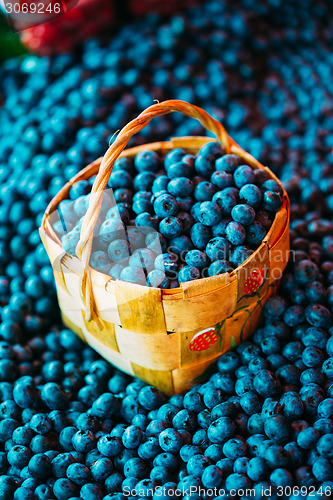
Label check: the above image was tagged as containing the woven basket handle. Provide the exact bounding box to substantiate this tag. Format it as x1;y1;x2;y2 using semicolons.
76;99;233;321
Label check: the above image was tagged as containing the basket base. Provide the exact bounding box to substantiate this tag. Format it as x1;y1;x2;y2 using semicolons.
61;285;274;396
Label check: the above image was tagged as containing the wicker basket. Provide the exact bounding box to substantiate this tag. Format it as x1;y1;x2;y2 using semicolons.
40;100;290;395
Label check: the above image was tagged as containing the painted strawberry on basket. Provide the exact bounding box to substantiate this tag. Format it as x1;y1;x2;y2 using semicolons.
244;268;265;296
189;321;224;352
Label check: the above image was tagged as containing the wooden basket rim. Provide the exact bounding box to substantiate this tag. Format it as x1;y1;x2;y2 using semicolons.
40;135;290;298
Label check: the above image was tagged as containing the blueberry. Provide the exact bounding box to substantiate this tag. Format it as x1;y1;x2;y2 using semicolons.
133;191;152;203
153;453;178;471
169;235;193;255
154;253;178;279
97;435;122;457
30;413;52;435
194;181;217;201
312;457;333;481
226;221;246;245
323;358;333;380
240;391;262;416
147;270;169;289
231;204;256;226
317;434;333;458
261;180;283;197
167;161;194;179
206;237;229;261
247;457;269;481
159;216;183;238
152;175;169;193
297;427;320;450
28;453;52;479
239;184;262;209
61;231;80;256
129;248;155;273
41;383;69;411
190;223;212;250
104;472;124;494
135;150;160;173
234;165;255;188
199;444;224;462
256;209;274;229
302;346;325;368
305;304;332;328
280;392;304;420
211;170;234;190
0;477;16;499
198;201;222;226
207;417;236;444
66;463;91;486
134;172;155;192
201;464;223;488
154;193;178;218
223;437;248;459
135;213;159;231
317;399;333;419
215;154;241;173
138;437;161;461
168;177;193;197
283;306;305;327
109;170;133;190
225;472;252;492
194;156;215;178
114;188;133;205
305;281;327;304
90;457;113;482
264;415;290;444
138;386;166;410
186;454;211;477
90;251;111;273
254;169;269;186
191;202;202;222
270;468;293;487
253;370;282;399
7;445;32;468
185;250;209;269
211;217;232;238
177;197;193;212
99;219;126;245
263;191;282;212
230;245;253;266
159;428;183;453
132;197;153;215
264;443;289;469
126;227;147;252
246;221;267;247
172;409;197;433
213;188;239;215
70;180;89;200
145;232;167;254
119;266;146;286
178;266;200;283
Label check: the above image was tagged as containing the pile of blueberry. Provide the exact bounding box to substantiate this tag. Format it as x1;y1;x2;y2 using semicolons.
57;144;282;288
0;0;333;497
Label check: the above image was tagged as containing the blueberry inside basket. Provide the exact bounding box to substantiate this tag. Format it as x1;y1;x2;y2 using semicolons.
40;100;290;395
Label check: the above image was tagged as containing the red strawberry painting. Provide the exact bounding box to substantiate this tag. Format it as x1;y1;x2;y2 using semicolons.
244;268;264;296
189;328;218;351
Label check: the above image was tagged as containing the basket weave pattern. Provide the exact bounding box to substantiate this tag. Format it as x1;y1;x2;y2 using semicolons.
40;101;290;395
